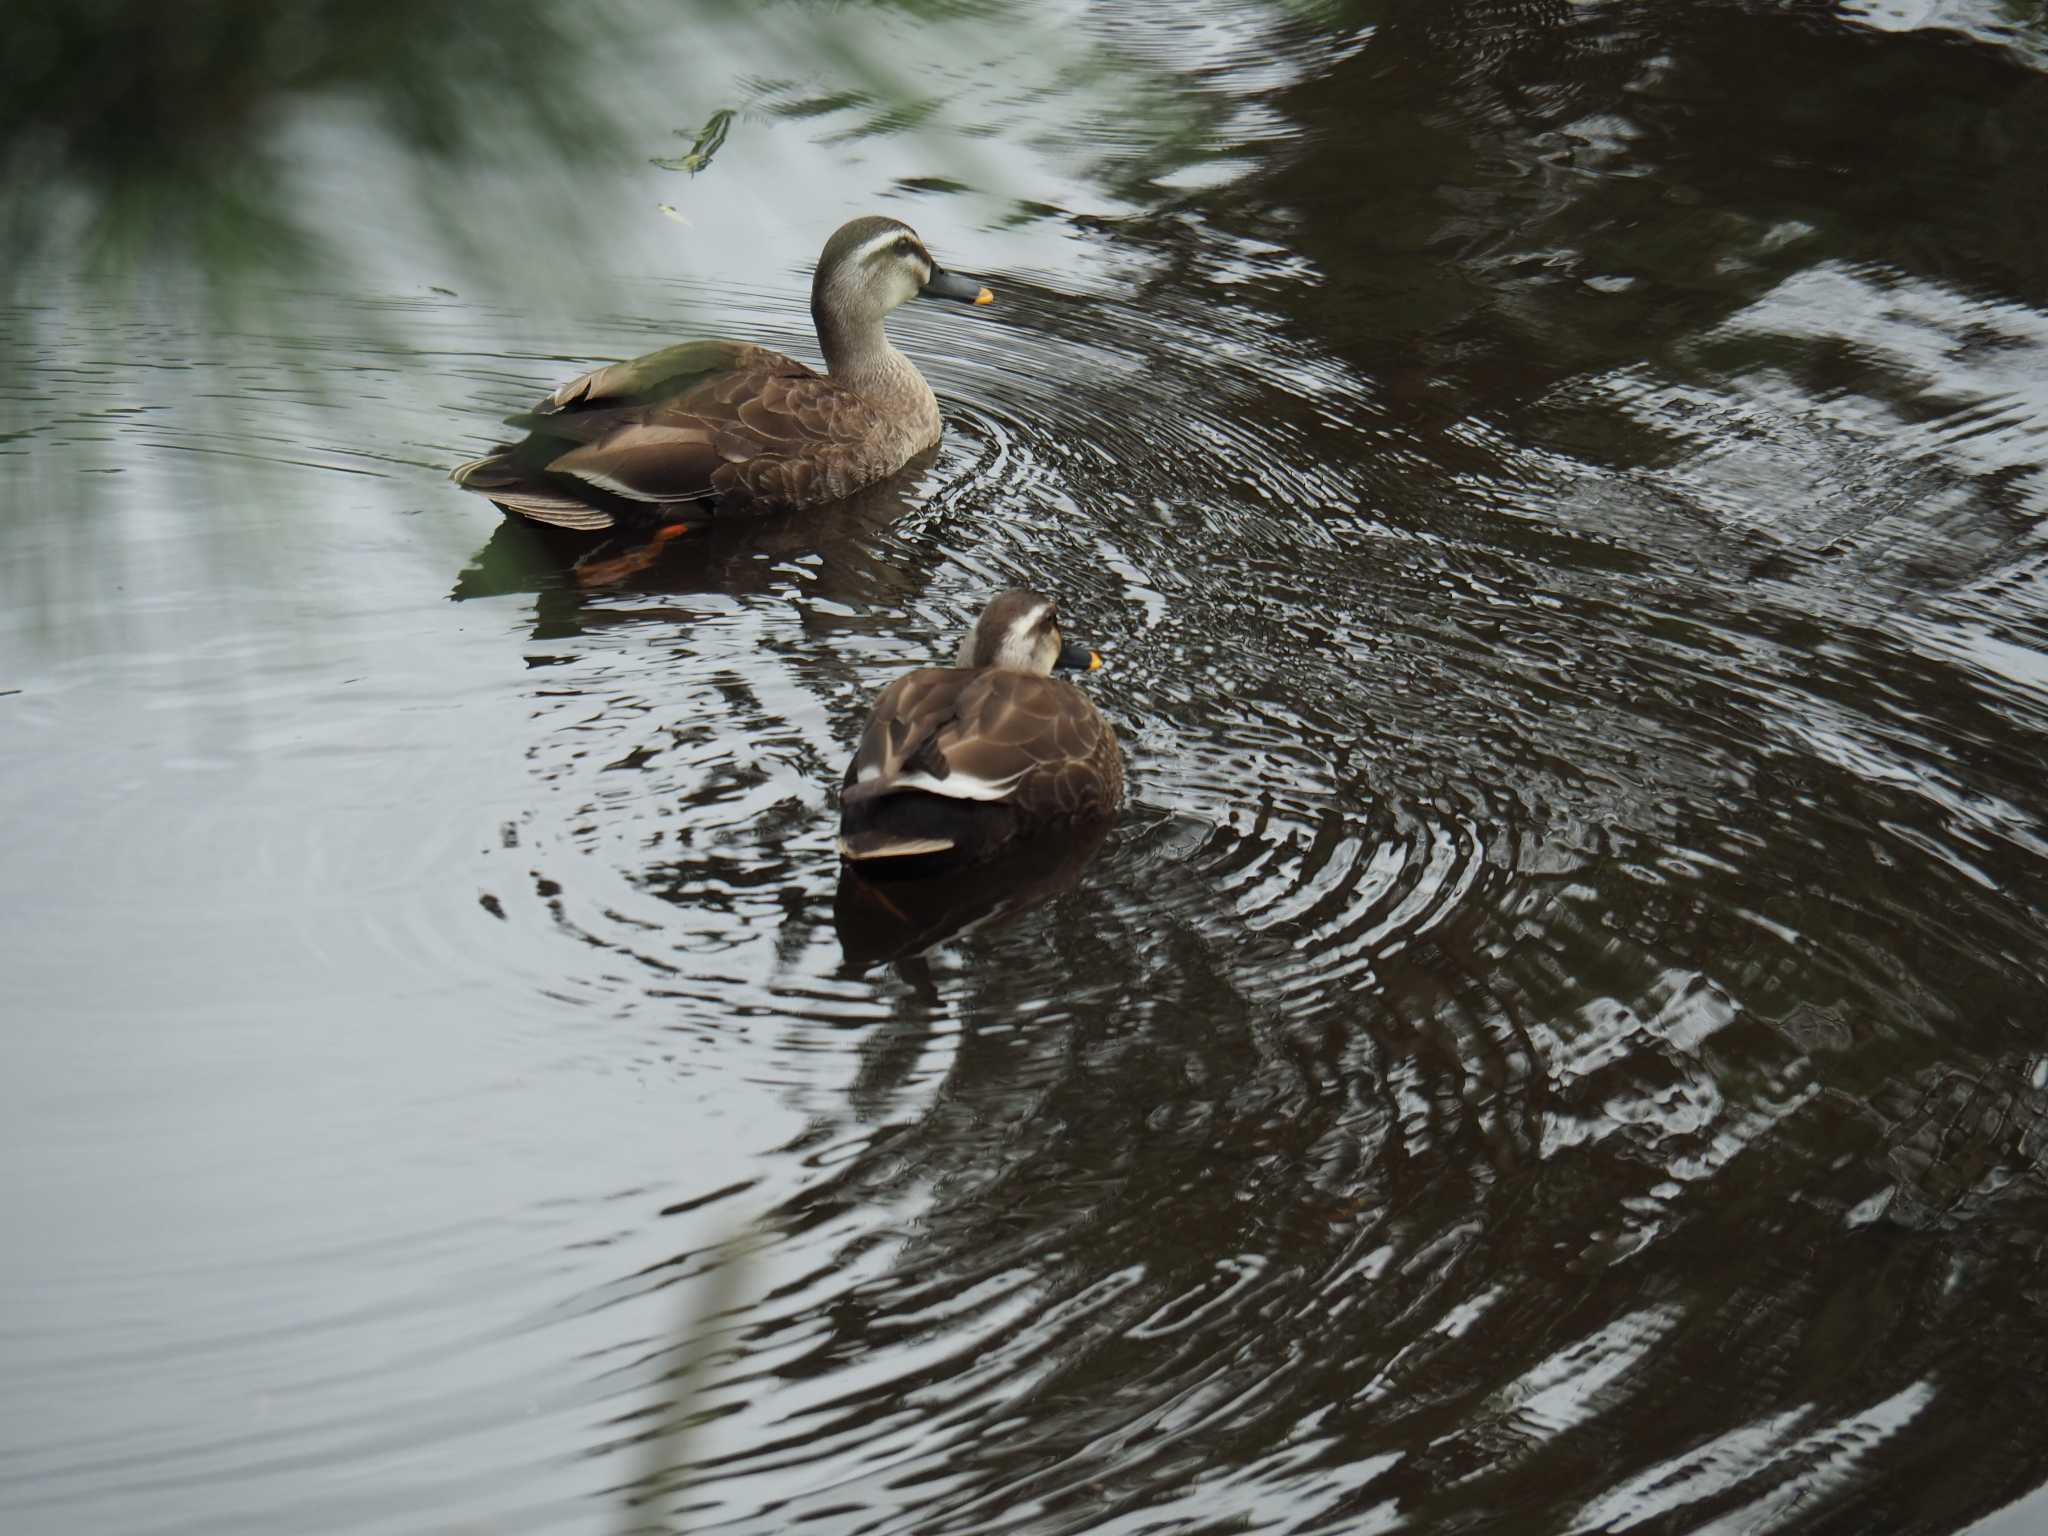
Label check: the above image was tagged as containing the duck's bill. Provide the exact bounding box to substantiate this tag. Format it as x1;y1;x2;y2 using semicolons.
1055;641;1102;672
920;266;995;305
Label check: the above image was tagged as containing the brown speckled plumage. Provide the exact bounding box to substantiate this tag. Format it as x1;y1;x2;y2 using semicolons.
839;591;1123;865
451;216;988;531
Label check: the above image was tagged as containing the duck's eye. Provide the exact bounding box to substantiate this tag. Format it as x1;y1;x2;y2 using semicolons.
895;238;918;258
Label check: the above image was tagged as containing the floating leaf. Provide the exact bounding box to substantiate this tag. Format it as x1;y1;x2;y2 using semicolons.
650;107;735;174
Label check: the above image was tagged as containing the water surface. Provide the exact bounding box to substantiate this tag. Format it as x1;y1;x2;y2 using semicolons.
5;3;2048;1533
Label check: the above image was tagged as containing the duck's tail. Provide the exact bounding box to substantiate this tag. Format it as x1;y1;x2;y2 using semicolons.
450;451;619;532
838;790;1021;866
838;831;958;861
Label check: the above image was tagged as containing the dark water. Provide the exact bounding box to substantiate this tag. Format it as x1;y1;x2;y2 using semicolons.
6;2;2048;1533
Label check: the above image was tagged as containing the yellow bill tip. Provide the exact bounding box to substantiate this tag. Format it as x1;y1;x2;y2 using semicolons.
973;287;995;306
1087;650;1103;671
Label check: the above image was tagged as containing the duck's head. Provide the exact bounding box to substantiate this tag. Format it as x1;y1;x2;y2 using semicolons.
812;215;993;328
957;589;1102;674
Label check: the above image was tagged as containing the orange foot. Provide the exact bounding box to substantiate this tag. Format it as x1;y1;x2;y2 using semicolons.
572;523;692;588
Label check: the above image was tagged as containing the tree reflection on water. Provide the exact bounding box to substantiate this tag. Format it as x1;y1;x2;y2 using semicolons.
0;0;1231;304
3;1;632;283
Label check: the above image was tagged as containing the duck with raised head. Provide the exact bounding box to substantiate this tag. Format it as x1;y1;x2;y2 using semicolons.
451;215;992;533
839;590;1124;867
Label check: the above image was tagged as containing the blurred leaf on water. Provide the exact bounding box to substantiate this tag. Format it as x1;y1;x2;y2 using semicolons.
652;109;737;174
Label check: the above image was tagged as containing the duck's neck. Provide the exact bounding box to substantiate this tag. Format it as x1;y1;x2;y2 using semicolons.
814;306;939;433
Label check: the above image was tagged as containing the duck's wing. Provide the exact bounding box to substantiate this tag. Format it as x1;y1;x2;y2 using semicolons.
454;340;890;528
842;669;964;800
530;340;806;416
842;671;1117;815
538;367;892;511
940;673;1122;820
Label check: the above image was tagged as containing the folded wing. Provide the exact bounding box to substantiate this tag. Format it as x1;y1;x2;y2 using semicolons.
452;340;892;529
839;669;1121;860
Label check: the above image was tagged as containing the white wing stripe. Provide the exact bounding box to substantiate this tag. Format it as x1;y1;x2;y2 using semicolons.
561;468;669;502
884;767;1028;802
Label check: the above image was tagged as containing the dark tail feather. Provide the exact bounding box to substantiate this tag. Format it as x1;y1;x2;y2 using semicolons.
450;451;618;532
838;830;957;861
838;792;1017;867
449;450;519;490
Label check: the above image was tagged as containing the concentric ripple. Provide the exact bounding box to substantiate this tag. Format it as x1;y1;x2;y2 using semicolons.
431;192;2048;1536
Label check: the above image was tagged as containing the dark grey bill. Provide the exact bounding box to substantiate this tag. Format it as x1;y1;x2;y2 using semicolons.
920;266;994;305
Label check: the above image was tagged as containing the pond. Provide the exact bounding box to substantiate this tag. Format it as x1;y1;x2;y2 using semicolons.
5;2;2048;1533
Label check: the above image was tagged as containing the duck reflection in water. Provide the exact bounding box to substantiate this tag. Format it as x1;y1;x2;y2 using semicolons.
448;472;930;621
834;820;1113;971
834;589;1123;965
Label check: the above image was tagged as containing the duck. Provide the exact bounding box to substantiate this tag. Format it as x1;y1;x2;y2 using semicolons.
451;215;993;533
839;590;1124;866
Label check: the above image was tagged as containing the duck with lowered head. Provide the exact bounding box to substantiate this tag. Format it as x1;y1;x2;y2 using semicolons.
452;215;992;533
839;590;1124;867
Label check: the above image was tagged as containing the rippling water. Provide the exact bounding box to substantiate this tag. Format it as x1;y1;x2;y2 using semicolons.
6;2;2048;1533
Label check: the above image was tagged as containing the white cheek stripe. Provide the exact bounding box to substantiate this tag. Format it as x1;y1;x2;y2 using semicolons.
989;604;1054;669
885;767;1028;802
